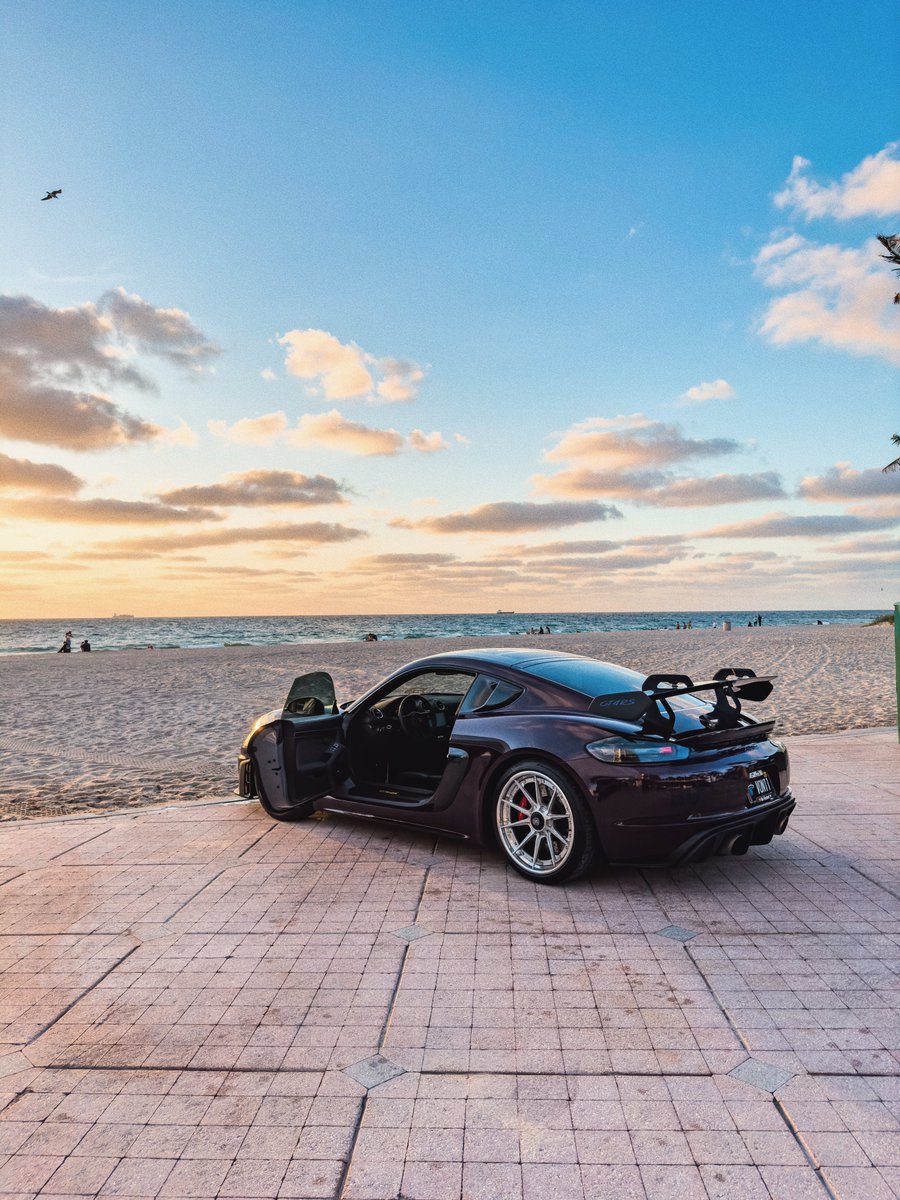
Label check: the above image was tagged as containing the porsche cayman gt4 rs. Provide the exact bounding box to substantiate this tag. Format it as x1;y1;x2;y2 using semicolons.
237;648;794;883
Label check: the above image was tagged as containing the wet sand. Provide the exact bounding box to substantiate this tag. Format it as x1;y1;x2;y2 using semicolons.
1;623;895;821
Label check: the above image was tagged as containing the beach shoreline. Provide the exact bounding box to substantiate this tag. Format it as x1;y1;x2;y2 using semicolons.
2;624;896;822
0;608;886;656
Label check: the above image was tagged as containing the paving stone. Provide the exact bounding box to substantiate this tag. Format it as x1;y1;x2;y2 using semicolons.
728;1057;794;1093
393;924;431;942
655;926;698;942
343;1054;406;1090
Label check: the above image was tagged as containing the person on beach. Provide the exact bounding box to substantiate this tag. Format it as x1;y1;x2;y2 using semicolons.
58;631;72;653
364;632;378;641
80;639;91;652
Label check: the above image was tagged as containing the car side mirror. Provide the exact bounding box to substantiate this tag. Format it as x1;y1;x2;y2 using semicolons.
284;671;337;716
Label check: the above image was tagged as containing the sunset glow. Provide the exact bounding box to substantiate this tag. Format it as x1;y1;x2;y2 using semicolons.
1;3;897;618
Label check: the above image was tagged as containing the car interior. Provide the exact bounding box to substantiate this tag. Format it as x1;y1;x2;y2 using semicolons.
344;669;476;798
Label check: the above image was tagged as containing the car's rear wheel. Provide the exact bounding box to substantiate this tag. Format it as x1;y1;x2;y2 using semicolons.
493;760;597;883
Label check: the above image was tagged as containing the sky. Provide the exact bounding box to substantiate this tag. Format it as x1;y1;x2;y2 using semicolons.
1;0;898;618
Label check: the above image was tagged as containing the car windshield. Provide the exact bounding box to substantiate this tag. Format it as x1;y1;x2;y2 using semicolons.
520;656;710;712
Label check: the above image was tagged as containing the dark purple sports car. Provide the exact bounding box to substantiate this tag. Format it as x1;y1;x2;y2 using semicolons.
237;648;794;883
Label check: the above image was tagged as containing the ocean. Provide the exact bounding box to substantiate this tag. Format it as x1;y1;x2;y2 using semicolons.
0;610;885;655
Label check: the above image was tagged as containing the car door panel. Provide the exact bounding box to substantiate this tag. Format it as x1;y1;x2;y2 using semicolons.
251;713;346;816
250;669;345;818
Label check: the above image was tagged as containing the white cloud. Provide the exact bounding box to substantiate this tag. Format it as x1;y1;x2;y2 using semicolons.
535;466;785;506
208;407;447;456
277;328;426;403
408;429;448;454
157;470;349;508
93;521;367;555
678;378;736;406
260;368;276;381
0;451;83;495
100;288;220;371
287;409;405;457
278;329;373;398
159;420;198;446
799;464;900;501
393;500;622;534
534;415;753;506
208;411;289;444
544;415;739;468
697;511;899;539
0;294;159;449
774;143;900;221
376;358;425;402
754;234;900;364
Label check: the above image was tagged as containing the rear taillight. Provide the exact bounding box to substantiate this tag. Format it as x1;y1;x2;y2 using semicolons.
587;737;691;764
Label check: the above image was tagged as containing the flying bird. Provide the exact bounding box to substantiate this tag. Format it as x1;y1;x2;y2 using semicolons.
40;189;62;201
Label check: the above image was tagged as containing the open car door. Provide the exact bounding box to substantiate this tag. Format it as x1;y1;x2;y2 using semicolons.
250;671;345;819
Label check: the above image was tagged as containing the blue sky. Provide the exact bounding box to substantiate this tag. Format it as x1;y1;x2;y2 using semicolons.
1;1;898;616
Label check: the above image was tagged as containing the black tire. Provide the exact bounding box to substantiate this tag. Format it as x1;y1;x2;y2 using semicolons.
492;759;597;883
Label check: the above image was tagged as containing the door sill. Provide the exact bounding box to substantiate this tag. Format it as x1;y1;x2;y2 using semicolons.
334;780;435;808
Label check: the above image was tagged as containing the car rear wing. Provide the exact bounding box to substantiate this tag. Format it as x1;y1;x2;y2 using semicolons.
589;667;774;737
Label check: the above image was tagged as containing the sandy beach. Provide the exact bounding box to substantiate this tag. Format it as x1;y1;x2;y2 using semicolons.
1;623;895;821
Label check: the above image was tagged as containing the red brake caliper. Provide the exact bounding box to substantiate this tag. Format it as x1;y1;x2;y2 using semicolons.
515;783;530;823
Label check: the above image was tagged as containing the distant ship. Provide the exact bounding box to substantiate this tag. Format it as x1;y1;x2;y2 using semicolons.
496;609;515;614
112;613;135;618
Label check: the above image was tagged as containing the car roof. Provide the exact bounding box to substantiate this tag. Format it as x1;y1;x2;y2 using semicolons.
409;647;589;670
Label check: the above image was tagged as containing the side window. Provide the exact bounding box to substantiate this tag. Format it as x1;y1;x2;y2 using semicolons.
460;675;523;714
382;670;475;704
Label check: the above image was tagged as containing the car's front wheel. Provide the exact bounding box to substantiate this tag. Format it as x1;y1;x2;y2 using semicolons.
493;760;597;883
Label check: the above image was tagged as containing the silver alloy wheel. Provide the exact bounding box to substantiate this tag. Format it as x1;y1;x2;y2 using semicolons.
496;768;575;876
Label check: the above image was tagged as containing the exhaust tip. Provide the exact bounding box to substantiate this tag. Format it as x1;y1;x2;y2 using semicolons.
721;833;750;856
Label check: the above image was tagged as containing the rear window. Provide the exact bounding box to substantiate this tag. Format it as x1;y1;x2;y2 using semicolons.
522;657;644;696
523;656;712;717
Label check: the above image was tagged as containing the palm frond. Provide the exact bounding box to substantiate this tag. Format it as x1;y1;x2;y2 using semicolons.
877;233;900;275
883;433;900;473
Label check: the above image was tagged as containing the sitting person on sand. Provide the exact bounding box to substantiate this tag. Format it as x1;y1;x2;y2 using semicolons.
80;639;91;652
58;631;72;653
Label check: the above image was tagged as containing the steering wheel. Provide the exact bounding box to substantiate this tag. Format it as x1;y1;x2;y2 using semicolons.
398;694;436;739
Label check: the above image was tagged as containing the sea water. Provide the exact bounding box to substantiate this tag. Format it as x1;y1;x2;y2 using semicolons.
0;610;885;655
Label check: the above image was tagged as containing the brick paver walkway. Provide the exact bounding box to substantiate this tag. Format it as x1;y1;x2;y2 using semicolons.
0;728;897;1199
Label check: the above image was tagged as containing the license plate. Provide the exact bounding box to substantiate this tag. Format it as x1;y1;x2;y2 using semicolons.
748;769;774;805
